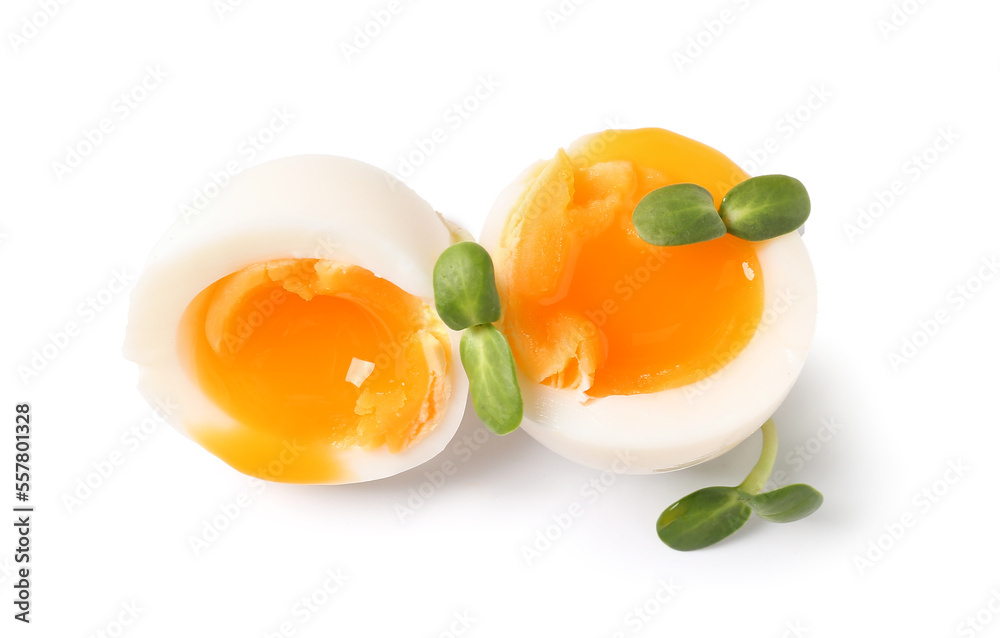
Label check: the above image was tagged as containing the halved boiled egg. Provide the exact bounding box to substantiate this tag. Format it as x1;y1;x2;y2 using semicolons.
480;128;817;473
124;156;469;484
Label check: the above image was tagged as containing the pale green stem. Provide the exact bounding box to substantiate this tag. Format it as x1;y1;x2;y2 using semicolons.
736;419;778;495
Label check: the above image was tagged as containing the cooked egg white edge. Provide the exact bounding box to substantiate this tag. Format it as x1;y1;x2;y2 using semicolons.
480;161;817;474
124;155;469;484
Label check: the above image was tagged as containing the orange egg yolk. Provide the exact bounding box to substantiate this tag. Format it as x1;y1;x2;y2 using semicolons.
182;259;451;482
494;128;765;398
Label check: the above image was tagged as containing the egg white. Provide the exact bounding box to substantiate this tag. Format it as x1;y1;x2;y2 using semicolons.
480;157;817;474
124;155;469;484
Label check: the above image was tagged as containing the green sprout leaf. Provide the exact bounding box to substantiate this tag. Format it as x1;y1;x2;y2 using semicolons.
632;183;727;247
719;175;810;241
432;240;523;436
745;484;824;523
433;242;502;331
459;324;523;435
656;419;823;551
656;486;752;551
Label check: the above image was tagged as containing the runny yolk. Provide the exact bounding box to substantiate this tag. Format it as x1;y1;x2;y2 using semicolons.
181;259;451;483
494;128;765;398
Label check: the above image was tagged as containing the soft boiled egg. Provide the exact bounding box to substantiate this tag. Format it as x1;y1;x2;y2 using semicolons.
479;128;817;474
124;156;469;484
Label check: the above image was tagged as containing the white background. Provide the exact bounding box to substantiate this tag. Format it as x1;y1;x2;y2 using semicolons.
2;0;999;636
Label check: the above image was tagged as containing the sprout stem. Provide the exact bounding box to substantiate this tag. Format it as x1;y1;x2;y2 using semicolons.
736;419;778;495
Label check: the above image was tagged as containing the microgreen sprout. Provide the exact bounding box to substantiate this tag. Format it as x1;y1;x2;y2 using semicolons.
719;175;811;241
433;241;523;435
460;324;522;435
632;183;726;246
656;419;823;551
632;175;811;246
432;242;501;331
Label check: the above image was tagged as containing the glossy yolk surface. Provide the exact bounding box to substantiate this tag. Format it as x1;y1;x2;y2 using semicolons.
183;259;450;482
495;128;764;398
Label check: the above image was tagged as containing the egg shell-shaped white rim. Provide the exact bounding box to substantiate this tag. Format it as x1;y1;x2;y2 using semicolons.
124;155;469;484
480;158;817;474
